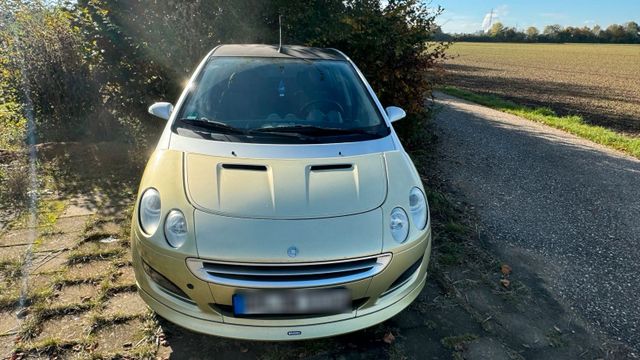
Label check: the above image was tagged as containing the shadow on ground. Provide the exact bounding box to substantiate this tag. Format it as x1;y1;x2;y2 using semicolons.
36;141;147;215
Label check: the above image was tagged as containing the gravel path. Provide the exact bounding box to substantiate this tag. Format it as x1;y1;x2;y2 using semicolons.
432;92;640;351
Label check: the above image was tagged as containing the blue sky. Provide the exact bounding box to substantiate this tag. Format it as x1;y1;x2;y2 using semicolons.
434;1;640;34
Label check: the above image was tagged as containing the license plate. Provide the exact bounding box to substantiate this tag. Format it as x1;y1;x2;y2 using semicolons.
233;288;351;316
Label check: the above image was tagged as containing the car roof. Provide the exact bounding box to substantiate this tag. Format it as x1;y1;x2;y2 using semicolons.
210;44;347;61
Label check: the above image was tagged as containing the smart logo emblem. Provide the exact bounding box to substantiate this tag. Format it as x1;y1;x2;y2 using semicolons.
287;246;299;258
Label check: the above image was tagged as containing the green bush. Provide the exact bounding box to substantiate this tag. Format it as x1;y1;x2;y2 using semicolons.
1;2;101;142
0;102;26;150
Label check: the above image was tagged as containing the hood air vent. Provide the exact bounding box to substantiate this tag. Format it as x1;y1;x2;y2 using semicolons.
221;164;267;171
310;164;353;171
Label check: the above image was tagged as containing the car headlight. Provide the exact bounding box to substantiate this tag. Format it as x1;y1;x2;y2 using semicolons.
390;207;409;243
164;210;188;248
409;187;428;230
139;188;161;235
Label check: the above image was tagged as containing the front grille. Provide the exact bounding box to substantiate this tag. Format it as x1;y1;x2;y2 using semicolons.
186;254;392;289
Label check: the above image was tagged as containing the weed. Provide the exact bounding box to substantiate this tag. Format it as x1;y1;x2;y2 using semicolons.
35;303;93;320
0;258;24;280
67;248;123;265
90;314;138;334
18;316;41;341
13;338;80;360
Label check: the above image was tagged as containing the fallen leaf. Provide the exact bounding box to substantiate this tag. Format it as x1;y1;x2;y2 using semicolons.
500;279;511;288
383;332;396;344
501;264;512;275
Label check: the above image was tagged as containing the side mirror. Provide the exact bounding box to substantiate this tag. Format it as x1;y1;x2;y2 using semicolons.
148;102;174;121
385;106;406;123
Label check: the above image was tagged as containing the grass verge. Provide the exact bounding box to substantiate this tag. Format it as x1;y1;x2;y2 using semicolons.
440;86;640;159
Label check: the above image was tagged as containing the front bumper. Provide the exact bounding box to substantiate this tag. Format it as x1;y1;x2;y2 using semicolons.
132;230;432;340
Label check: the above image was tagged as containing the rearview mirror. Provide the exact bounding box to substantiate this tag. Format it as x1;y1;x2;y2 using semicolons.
385;106;406;123
148;102;174;121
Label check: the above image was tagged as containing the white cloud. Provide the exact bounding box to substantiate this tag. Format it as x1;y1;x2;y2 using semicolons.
481;5;509;33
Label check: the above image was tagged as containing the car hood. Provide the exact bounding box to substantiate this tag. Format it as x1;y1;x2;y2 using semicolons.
184;152;387;219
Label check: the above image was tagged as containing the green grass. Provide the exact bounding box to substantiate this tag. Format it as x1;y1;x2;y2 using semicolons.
441;86;640;159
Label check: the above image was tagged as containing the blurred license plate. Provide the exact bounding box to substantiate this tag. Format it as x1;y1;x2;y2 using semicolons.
233;289;351;316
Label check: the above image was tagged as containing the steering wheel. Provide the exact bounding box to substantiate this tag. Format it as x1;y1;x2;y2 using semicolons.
299;99;344;118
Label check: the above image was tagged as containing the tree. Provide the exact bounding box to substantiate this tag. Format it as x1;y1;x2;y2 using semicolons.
450;21;639;44
543;24;563;41
592;25;602;37
488;22;504;37
625;21;640;41
503;27;523;41
605;24;627;43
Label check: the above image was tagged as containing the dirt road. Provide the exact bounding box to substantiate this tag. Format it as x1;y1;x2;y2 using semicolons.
432;92;640;352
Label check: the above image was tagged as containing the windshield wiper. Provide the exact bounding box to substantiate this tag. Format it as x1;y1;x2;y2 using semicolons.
252;125;376;136
177;118;246;134
176;118;315;140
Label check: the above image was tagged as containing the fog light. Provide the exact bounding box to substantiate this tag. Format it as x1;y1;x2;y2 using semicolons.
142;261;191;301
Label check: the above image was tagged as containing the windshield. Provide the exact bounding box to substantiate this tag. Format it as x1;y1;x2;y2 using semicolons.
173;57;390;144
